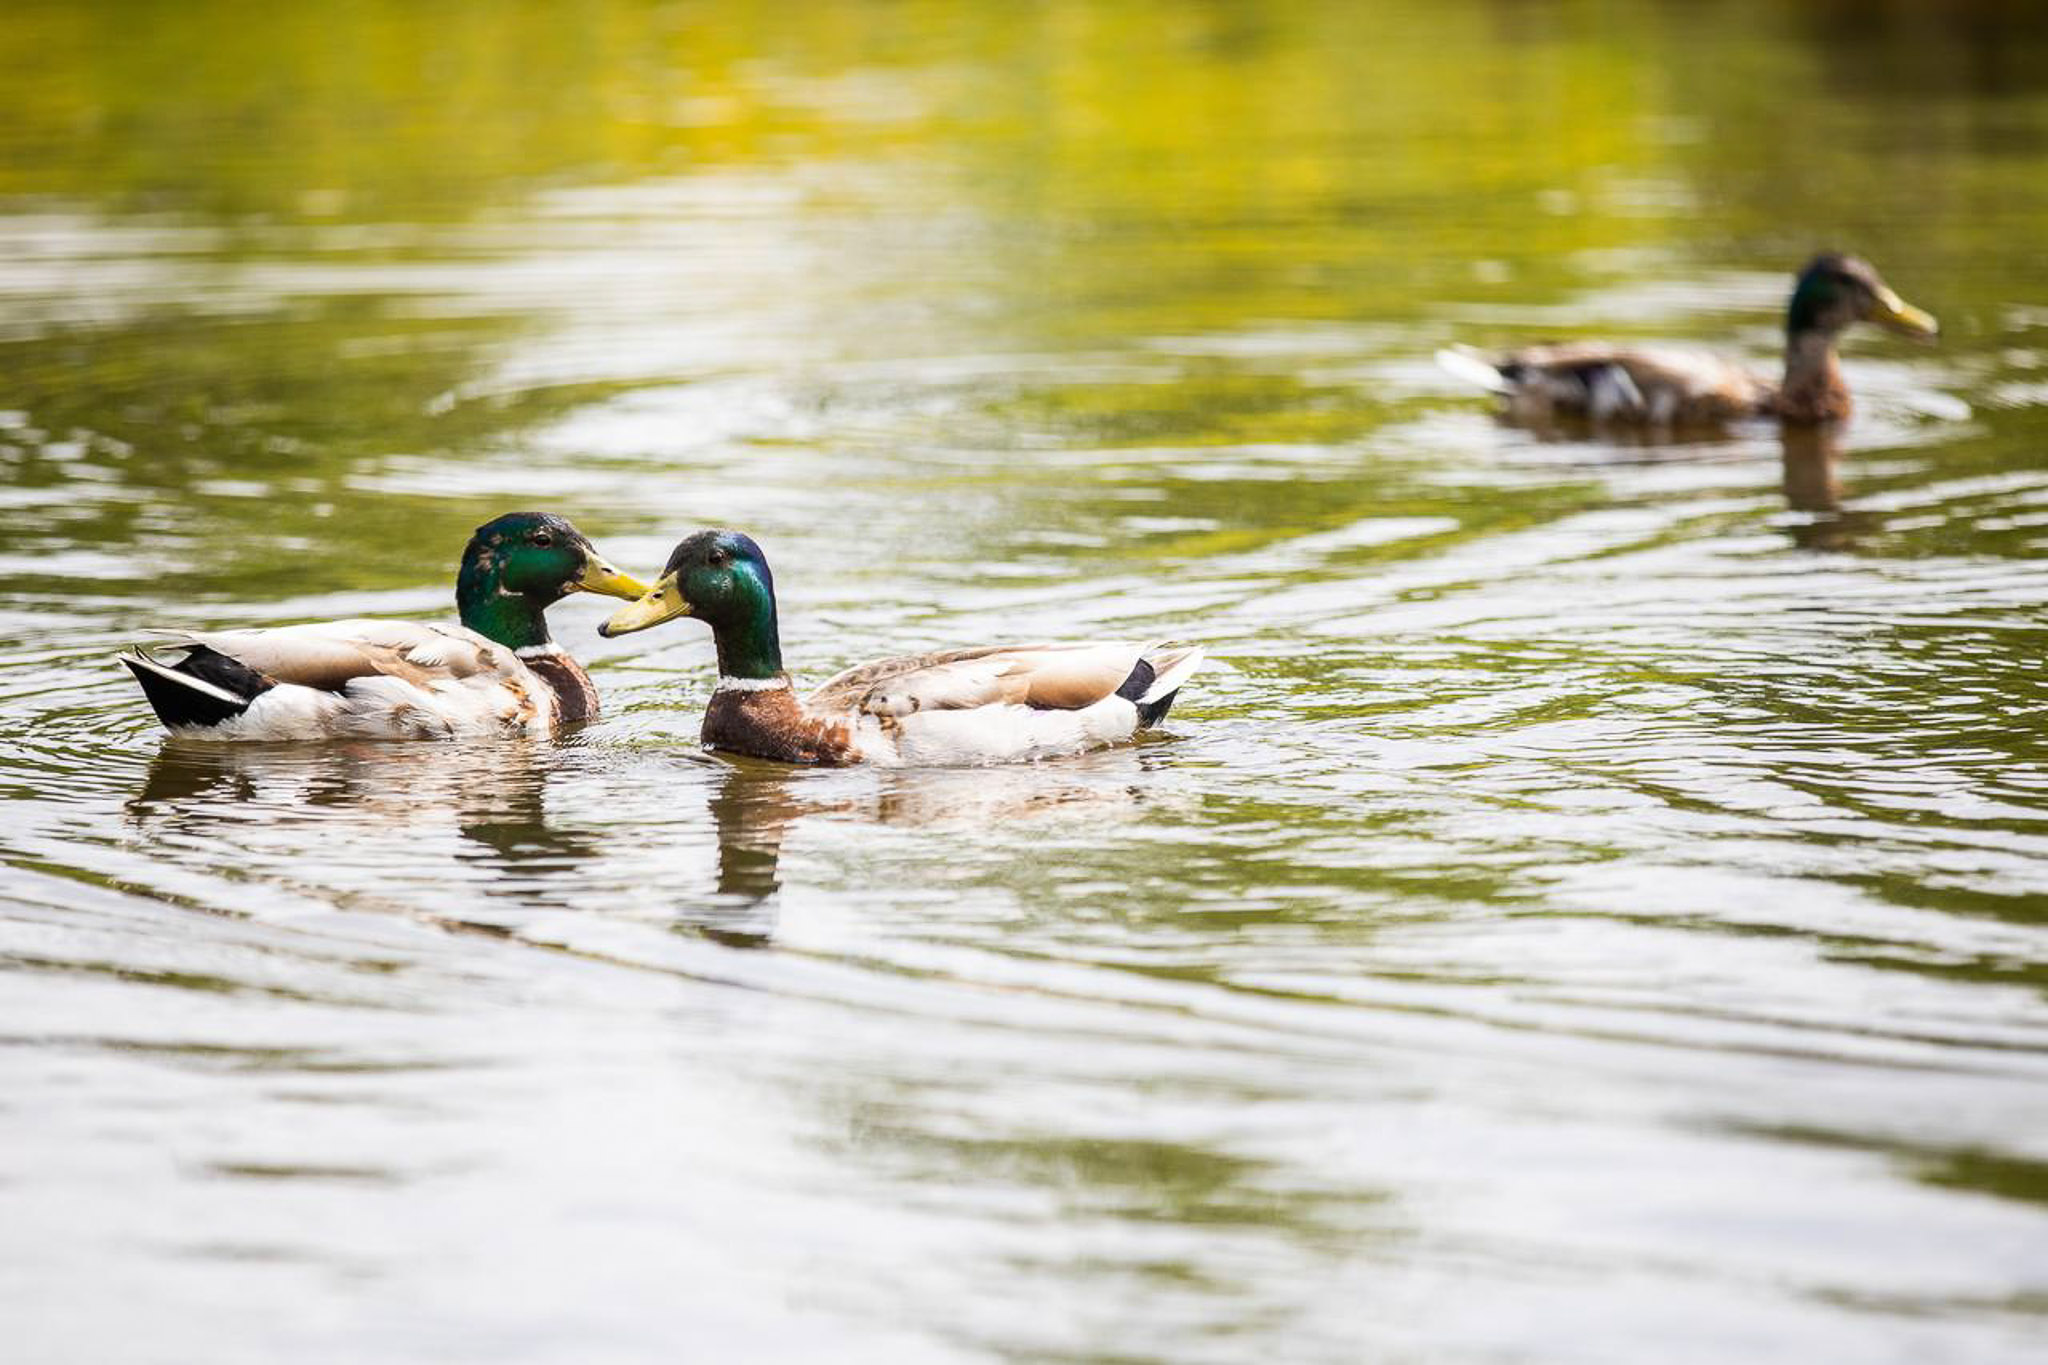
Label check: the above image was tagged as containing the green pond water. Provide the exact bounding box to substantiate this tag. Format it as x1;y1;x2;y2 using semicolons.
4;1;2047;1360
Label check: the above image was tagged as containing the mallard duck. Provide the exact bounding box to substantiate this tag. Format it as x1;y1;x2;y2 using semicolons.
597;530;1205;767
119;512;646;740
1437;253;1938;426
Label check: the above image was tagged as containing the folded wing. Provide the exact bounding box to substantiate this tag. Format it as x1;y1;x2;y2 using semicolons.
1442;342;1771;423
165;619;519;689
812;641;1157;717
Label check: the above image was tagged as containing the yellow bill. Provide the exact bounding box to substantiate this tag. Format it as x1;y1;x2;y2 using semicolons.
599;572;691;637
574;557;649;601
1870;286;1939;338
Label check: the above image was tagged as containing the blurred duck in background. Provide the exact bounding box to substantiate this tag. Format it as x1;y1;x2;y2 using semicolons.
1439;253;1938;428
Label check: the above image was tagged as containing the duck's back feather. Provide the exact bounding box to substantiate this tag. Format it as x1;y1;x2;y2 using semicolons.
1441;342;1773;425
782;640;1205;767
810;640;1152;716
164;620;515;689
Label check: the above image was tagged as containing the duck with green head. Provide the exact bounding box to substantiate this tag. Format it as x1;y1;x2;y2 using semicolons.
1437;253;1939;427
598;529;1205;766
120;511;646;739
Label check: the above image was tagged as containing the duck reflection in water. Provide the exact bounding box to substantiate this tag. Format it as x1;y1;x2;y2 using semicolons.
1780;423;1882;552
133;737;566;824
129;739;1162;943
698;749;1162;939
130;739;601;918
689;759;803;945
1456;404;1885;554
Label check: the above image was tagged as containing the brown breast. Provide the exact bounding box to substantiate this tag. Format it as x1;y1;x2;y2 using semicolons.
522;651;601;726
1774;345;1852;424
1774;373;1852;424
704;687;861;765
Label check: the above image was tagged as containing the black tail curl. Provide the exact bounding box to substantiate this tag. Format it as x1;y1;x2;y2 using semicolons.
121;646;274;730
1114;658;1181;727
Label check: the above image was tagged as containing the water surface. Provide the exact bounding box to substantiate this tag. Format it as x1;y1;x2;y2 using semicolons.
4;2;2048;1361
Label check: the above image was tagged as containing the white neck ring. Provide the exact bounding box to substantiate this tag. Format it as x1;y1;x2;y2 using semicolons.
715;675;791;694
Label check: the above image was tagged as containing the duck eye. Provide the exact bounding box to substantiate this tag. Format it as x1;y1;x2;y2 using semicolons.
708;549;729;567
532;531;554;548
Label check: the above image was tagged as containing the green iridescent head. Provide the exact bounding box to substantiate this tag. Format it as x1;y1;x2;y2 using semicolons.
1787;254;1939;339
454;511;646;650
598;529;783;679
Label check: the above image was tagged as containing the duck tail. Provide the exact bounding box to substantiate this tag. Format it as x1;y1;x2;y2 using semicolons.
1117;642;1206;728
1435;344;1513;395
119;646;274;731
